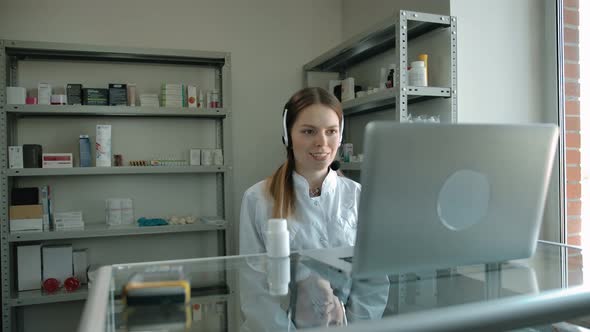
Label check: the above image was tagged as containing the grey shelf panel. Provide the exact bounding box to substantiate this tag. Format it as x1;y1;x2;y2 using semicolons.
11;285;89;306
343;86;450;116
6;166;226;177
340;162;362;171
10;286;230;307
3;104;227;118
303;13;451;72
9;221;227;242
4;40;228;67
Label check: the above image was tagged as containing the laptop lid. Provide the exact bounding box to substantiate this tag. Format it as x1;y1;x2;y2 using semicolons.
352;122;558;278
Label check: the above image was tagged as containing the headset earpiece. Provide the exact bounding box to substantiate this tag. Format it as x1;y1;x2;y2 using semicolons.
282;108;289;147
340;116;344;143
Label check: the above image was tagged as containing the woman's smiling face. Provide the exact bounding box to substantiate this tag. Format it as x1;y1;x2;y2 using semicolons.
290;104;341;173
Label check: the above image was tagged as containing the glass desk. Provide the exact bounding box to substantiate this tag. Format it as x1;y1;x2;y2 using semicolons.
79;241;589;331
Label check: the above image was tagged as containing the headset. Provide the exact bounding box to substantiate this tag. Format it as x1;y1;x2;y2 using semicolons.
281;107;344;147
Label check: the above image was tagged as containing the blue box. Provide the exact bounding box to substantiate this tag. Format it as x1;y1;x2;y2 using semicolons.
79;135;92;167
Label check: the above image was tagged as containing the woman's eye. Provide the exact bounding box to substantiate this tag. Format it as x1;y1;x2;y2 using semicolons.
302;129;314;134
327;129;338;135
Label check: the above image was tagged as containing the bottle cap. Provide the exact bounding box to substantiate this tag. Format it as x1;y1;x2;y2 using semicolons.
268;218;287;233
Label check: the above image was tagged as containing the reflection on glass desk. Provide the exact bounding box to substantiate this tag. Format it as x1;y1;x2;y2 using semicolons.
79;241;588;332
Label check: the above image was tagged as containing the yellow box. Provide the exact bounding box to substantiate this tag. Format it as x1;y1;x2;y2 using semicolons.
9;205;43;220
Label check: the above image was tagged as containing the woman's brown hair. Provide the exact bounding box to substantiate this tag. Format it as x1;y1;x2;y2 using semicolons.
266;87;343;218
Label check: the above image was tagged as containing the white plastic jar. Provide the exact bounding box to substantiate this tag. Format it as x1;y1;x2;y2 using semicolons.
409;61;427;86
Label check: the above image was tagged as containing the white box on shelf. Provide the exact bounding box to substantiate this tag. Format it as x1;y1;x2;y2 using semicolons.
190;149;201;166
9;146;23;169
17;244;42;291
106;198;134;226
341;77;355;102
213;149;223;166
6;87;26;104
42;153;73;168
187;85;197;108
54;211;83;221
38;83;52;105
96;124;112;167
73;249;88;283
42;245;73;284
54;211;84;230
201;149;213;166
10;218;43;232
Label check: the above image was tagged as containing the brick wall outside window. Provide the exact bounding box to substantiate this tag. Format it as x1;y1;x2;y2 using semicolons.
564;0;583;286
564;0;581;246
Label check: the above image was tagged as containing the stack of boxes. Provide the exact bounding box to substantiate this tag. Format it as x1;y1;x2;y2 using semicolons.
54;211;85;230
17;244;88;291
10;187;44;232
161;83;185;108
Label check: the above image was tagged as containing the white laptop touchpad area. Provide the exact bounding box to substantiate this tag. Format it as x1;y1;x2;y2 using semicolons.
437;169;490;231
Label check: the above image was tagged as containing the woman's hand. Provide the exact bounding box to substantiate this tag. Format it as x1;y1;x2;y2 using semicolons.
294;275;345;328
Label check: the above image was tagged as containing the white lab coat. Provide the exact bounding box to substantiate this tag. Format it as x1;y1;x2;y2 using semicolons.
239;169;389;331
239;169;360;255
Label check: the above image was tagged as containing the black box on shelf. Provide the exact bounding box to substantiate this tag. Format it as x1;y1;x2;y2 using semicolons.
67;84;83;105
108;83;127;106
22;144;42;168
11;187;39;205
82;88;109;106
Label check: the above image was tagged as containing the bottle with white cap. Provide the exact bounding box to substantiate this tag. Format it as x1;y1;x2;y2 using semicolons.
266;218;290;257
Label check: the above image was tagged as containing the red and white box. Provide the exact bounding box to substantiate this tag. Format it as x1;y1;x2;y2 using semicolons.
42;153;73;168
187;85;197;108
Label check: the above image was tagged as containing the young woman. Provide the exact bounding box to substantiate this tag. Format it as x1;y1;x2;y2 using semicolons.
239;87;387;331
240;87;360;255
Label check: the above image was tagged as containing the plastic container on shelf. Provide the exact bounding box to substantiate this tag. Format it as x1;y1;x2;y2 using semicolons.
409;61;427;87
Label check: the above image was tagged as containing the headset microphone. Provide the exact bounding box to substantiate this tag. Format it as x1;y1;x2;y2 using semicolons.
329;160;341;171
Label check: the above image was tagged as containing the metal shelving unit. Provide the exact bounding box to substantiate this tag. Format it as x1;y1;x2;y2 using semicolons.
10;285;89;307
341;86;451;117
5;104;228;118
9;221;226;242
11;286;232;307
0;40;235;332
6;166;226;177
340;162;362;171
304;10;457;175
304;10;457;121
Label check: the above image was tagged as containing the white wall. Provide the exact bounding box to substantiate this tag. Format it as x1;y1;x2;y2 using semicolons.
0;0;342;331
450;0;556;124
342;0;450;39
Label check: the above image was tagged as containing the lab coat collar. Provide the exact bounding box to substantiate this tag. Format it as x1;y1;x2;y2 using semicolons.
292;168;337;195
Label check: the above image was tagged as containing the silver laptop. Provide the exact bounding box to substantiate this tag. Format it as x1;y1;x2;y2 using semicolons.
304;122;558;278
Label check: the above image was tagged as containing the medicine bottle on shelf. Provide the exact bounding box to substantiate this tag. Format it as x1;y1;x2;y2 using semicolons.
409;61;427;87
